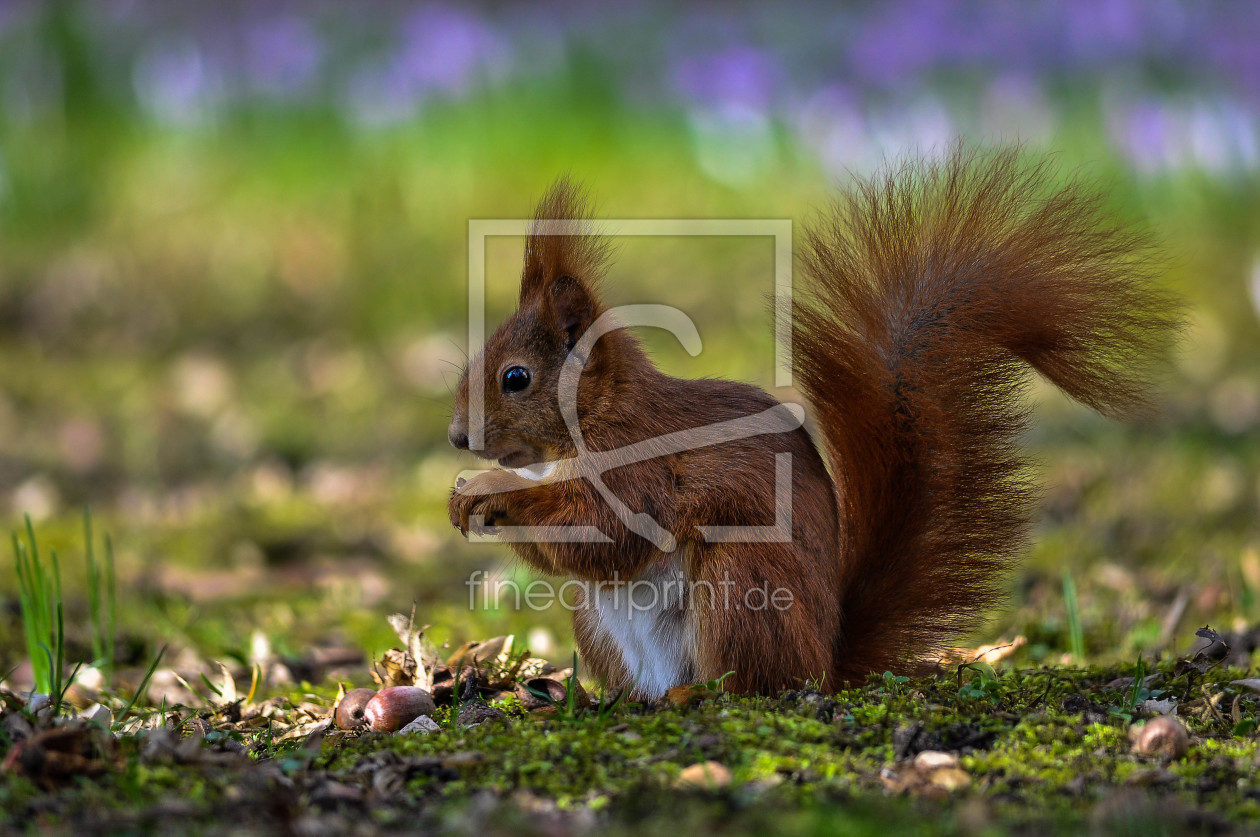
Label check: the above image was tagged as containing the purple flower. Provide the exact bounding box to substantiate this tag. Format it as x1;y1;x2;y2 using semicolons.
848;0;980;87
133;37;222;126
396;4;509;97
1109;97;1173;173
671;46;780;114
341;4;508;126
245;16;322;101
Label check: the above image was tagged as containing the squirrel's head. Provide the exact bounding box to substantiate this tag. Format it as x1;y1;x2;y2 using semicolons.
448;178;618;468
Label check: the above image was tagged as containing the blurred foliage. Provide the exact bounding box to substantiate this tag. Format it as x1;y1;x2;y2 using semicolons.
0;1;1256;685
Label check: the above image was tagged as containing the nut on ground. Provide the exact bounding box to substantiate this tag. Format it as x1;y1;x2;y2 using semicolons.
1129;715;1189;760
676;761;733;790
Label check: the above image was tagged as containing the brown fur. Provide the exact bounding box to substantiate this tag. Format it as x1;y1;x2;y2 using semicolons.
448;147;1179;695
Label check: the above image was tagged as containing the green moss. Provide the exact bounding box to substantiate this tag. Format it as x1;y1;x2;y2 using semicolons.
5;662;1260;834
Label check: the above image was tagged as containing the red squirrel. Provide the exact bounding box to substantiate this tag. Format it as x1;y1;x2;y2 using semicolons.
447;147;1178;698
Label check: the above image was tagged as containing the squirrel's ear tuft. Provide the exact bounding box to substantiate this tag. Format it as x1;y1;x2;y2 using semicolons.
520;176;612;304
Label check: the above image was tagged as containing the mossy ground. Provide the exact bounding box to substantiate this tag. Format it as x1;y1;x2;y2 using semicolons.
4;655;1260;835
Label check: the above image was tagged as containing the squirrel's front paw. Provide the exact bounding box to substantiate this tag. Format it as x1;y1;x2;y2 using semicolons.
448;488;477;535
448;479;511;536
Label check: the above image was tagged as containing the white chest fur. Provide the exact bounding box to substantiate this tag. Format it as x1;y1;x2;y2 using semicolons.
588;551;697;698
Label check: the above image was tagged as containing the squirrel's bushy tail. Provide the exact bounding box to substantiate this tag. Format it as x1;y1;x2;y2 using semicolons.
792;146;1180;682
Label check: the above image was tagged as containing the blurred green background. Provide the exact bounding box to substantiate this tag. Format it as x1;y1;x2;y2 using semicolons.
0;1;1257;681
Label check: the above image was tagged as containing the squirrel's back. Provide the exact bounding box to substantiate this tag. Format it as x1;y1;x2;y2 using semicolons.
792;147;1180;681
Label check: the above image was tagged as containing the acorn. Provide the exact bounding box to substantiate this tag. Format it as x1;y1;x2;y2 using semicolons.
333;688;377;730
1129;715;1189;761
364;687;437;733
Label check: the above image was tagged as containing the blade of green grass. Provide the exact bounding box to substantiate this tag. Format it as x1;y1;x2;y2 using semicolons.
1129;652;1146;713
1063;570;1086;664
116;645;167;727
83;508;117;684
51;549;64;710
52;593;64;713
14;519;59;695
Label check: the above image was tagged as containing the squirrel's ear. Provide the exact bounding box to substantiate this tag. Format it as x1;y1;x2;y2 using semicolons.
546;274;597;351
520;177;611;303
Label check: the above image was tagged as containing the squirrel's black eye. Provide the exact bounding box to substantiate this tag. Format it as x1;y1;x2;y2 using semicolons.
501;366;531;393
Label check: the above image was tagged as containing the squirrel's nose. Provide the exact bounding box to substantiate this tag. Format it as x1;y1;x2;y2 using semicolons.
448;422;469;450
